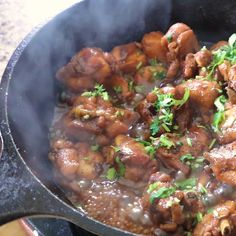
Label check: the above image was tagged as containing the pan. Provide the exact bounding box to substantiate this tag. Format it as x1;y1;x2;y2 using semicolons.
1;0;236;235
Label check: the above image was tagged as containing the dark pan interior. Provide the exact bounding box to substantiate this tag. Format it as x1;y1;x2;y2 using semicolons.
6;0;236;206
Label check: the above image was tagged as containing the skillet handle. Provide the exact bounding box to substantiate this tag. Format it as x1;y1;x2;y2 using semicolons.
0;130;76;226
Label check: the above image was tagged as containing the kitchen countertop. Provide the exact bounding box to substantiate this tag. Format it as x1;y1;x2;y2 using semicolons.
0;0;78;235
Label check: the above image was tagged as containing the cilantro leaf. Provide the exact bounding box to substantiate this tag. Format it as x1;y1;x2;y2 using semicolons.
150;186;176;203
82;84;109;101
175;178;197;190
212;95;227;132
115;157;126;177
159;134;175;149
106;167;117;180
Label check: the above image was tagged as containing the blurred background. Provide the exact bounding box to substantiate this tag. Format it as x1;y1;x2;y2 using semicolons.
0;1;79;235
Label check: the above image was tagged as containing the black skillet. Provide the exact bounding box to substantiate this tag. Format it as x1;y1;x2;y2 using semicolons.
1;0;236;235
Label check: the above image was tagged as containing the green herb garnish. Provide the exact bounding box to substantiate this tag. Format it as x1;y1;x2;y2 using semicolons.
167;34;172;43
136;61;143;70
153;71;166;80
150;88;190;135
115;157;126;177
195;212;203;223
175;178;197;190
82;84;109;101
106;167;117;180
149;58;158;66
114;86;122;94
150;186;176;203
91;144;99;151
212;95;227;132
159;134;175;149
186;137;192;147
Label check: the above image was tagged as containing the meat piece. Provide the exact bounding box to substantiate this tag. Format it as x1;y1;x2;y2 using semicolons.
134;64;167;94
112;135;158;182
141;31;168;63
166;59;180;79
218;61;231;82
228;65;236;91
227;87;236;104
194;49;212;67
163;23;199;59
217;104;236;144
49;140;103;180
156;126;211;175
183;53;197;79
61;96;139;142
176;79;220;122
175;102;192;132
111;42;147;73
109;74;134;101
193;201;236;236
205;141;236;186
56;48;113;92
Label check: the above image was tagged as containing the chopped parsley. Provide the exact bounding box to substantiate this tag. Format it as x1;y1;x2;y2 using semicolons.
113;86;122;94
159;134;175;149
112;146;121;153
209;138;217;149
195;212;203;223
153;71;166;80
91;144;100;151
150;186;176;203
115;157;126;177
167;34;172;43
207;33;236;79
136;61;143;70
106;167;117;180
115;110;124;117
150;88;190;135
212;95;227;132
82;84;109;101
175;177;197;190
147;182;159;194
149;58;158;66
186;137;192;147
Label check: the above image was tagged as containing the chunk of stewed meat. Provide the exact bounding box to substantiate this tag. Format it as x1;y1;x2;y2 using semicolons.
107;135;158;182
56;48;113;92
141;31;168;63
163;23;199;59
205;141;236;186
183;53;198;79
156;126;211;175
111;42;147;73
176;79;220;122
217;104;236;144
194;49;212;67
193;201;236;236
61;96;139;144
49;140;103;180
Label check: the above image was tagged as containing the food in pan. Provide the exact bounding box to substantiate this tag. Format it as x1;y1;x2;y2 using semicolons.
49;22;236;235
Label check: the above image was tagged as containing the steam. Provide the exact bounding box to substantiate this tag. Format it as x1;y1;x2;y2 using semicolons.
6;0;172;186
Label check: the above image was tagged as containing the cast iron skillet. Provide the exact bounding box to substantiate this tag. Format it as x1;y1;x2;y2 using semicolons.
1;0;236;235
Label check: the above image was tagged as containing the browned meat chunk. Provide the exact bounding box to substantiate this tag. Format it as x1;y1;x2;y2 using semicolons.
111;42;147;73
218;60;231;82
106;135;158;182
49;139;103;180
194;49;212;67
193;201;236;236
176;79;220;122
61;96;139;143
183;53;198;79
56;48;113;92
109;74;134;101
156;126;211;175
163;23;199;59
228;65;236;91
227;87;236;105
205;141;236;186
141;31;168;63
217;104;236;144
166;59;180;79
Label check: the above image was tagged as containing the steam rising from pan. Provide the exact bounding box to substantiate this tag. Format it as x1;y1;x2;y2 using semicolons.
6;0;171;184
